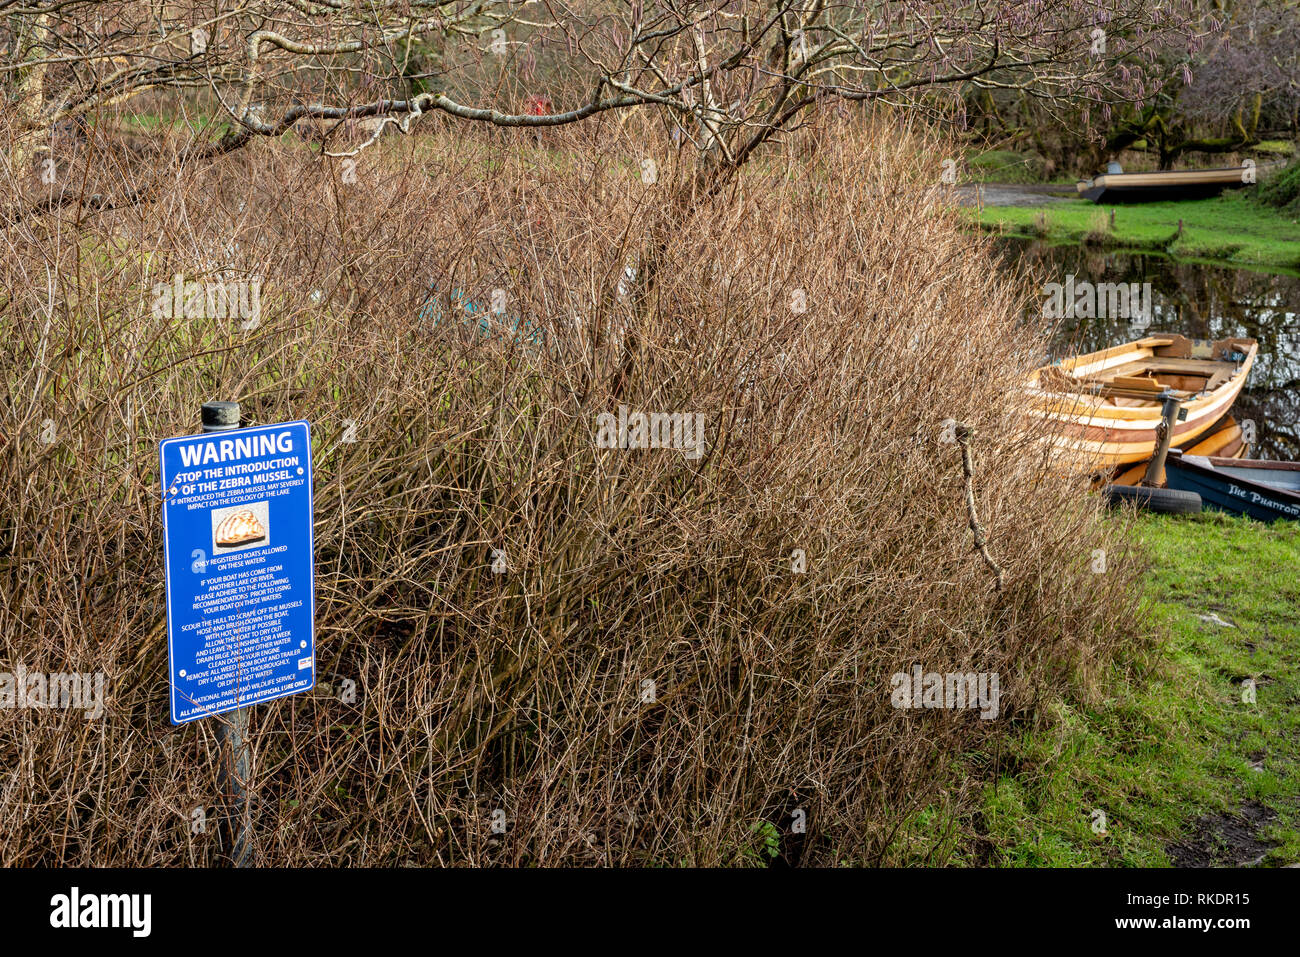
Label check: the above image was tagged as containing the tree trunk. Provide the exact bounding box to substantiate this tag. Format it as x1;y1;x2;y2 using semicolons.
8;14;54;174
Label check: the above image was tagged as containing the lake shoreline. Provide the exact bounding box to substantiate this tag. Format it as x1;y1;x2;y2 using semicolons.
962;187;1300;274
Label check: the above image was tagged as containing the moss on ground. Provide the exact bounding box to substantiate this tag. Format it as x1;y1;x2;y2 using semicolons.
893;510;1300;867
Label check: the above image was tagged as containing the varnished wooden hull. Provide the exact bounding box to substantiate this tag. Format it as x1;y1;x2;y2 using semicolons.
1029;335;1257;470
1110;414;1250;488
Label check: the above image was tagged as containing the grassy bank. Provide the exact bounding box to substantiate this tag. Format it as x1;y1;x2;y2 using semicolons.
966;511;1300;867
965;148;1074;185
964;191;1300;272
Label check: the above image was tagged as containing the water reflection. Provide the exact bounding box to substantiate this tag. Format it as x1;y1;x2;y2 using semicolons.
998;240;1300;460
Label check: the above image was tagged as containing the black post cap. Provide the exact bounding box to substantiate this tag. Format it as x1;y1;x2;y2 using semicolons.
201;401;241;430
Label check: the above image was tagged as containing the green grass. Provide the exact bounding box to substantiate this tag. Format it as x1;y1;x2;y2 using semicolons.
962;147;1080;186
1252;140;1297;157
970;511;1300;866
1257;161;1300;216
966;148;1045;185
965;190;1300;271
112;111;230;138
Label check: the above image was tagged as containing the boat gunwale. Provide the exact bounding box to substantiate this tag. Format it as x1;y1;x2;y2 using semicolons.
1030;335;1258;467
1077;166;1252;191
1032;336;1257;414
1170;450;1300;475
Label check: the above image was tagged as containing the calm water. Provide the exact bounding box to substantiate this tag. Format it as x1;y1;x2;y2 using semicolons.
997;240;1300;460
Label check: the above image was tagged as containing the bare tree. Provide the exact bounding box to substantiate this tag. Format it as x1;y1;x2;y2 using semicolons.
1180;0;1300;141
2;0;1206;205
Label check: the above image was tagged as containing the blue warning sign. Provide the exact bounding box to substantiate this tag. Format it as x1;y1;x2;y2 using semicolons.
159;421;315;724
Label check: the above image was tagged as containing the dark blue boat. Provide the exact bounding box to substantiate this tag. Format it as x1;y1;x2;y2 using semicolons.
1164;450;1300;522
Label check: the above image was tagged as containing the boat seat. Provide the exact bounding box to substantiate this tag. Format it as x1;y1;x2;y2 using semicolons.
1105;357;1239;378
1205;369;1233;390
1111;375;1162;392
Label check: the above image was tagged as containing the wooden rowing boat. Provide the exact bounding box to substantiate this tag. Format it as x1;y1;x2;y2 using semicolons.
1164;451;1300;522
1075;166;1253;203
1110;414;1251;487
1029;334;1258;470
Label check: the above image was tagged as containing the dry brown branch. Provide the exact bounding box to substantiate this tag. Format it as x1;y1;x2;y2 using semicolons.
954;422;1006;593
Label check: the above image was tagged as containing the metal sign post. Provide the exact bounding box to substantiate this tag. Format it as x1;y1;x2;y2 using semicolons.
159;401;316;867
201;401;252;867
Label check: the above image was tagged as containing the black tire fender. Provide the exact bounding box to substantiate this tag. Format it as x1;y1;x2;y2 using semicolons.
1103;484;1202;514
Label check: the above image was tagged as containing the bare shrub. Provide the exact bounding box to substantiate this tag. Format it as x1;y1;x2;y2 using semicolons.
0;115;1142;866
